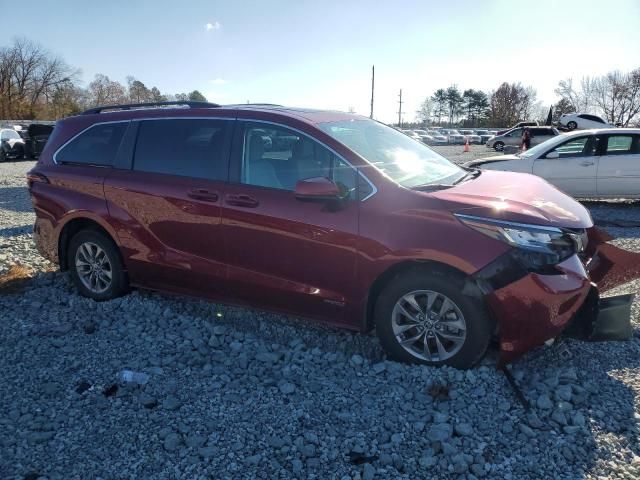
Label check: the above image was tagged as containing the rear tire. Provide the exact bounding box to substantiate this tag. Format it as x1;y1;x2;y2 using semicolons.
374;269;492;369
68;229;128;301
493;141;504;151
567;121;577;130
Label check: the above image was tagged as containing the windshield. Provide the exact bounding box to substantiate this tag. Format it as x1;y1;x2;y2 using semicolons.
318;118;465;188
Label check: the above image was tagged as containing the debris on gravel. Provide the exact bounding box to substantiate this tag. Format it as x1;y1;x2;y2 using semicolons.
1;160;639;479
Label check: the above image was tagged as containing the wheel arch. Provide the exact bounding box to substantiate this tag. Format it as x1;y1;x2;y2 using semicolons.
58;215;121;271
362;260;478;332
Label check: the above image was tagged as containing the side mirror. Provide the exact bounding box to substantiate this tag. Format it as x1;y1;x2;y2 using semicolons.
545;151;559;159
294;177;341;202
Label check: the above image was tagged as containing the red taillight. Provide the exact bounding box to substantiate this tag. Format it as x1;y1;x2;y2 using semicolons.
27;172;49;188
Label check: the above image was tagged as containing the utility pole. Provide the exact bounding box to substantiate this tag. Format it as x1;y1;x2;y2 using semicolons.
397;89;403;127
370;65;375;119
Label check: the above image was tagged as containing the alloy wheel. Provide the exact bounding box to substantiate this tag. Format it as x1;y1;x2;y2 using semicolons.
75;241;112;294
391;289;467;362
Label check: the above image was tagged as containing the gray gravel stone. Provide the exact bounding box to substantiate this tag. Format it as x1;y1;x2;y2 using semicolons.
163;433;181;452
427;423;452;442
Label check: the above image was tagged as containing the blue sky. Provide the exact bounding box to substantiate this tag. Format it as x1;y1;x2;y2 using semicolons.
3;0;639;122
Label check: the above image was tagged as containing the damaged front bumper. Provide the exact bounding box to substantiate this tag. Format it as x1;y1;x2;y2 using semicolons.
472;227;639;365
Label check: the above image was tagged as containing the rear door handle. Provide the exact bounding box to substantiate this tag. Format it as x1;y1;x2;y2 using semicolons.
580;161;594;166
225;194;259;208
187;189;219;202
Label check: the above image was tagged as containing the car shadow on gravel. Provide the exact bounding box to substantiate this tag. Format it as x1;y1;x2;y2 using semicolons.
0;186;33;213
0;224;32;237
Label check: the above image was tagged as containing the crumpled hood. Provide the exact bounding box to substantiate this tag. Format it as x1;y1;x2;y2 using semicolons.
430;170;593;229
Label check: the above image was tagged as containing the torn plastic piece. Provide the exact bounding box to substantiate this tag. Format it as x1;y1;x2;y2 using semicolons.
564;286;634;341
585;226;640;292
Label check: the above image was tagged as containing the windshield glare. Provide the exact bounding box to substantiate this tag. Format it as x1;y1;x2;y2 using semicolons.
318;119;465;188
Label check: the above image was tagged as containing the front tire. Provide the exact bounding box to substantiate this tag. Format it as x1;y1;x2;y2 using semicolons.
566;121;577;130
68;229;128;301
493;141;504;151
374;269;492;369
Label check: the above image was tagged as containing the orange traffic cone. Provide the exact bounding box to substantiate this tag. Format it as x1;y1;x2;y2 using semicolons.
463;139;470;152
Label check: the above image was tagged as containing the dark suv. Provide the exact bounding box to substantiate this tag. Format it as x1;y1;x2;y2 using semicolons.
28;101;638;368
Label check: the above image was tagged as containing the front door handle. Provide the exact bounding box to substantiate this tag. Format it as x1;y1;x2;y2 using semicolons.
187;189;219;202
580;161;594;166
225;194;259;208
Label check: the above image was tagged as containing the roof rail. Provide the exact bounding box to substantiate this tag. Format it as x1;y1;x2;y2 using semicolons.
81;101;221;115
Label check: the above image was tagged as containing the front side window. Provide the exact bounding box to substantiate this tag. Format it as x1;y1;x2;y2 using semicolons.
318;118;465;188
605;135;635;155
546;136;593;158
133;119;229;180
56;122;127;166
241;123;358;198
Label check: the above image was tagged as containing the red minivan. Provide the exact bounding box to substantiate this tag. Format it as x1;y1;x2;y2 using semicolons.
27;102;639;368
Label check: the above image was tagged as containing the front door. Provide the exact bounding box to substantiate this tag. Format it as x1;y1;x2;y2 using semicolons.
532;135;598;196
104;118;233;296
221;121;361;325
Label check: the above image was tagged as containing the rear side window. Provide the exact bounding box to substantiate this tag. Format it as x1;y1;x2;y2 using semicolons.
133;119;229;180
605;135;637;155
56;122;127;166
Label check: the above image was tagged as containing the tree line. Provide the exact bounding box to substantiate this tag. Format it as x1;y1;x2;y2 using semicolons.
415;68;640;128
0;38;208;120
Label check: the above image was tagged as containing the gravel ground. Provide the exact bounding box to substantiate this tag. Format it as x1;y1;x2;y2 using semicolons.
1;159;640;480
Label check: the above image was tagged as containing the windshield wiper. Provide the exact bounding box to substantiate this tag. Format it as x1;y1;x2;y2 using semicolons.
411;183;455;191
452;168;481;185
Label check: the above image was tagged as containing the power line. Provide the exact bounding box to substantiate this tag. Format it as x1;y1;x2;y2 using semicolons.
370;65;375;119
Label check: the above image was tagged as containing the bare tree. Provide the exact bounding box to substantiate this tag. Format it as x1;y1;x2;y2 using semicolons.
0;37;77;118
554;77;593;112
87;74;127;106
416;98;432;125
488;82;537;126
588;69;640;126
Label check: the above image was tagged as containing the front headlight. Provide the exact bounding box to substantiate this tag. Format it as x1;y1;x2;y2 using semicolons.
455;214;584;268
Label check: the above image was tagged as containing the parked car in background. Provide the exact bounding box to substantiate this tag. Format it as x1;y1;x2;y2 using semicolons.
558;113;612;131
21;123;55;159
487;126;560;151
401;129;423;141
28;101;639;368
426;131;448;144
496;121;539;136
475;130;495;144
459;130;481;144
468;128;640;198
0;128;25;161
441;129;465;144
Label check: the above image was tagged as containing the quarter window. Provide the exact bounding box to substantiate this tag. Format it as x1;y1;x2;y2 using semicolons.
56;122;127;166
133;119;229;180
241;123;358;198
